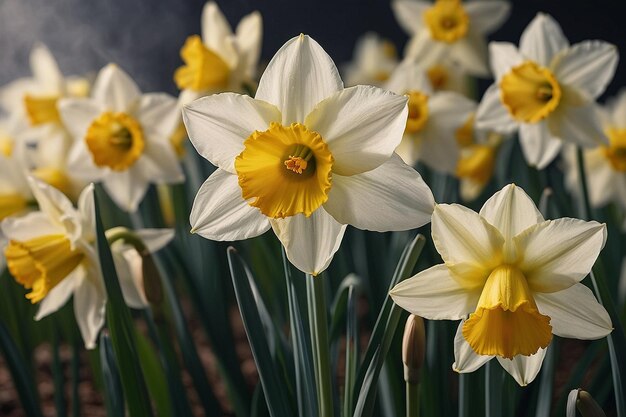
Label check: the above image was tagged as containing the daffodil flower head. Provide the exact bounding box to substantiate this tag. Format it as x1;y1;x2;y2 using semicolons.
58;64;185;212
476;13;619;169
390;183;612;385
392;0;511;77
385;59;475;174
343;32;399;87
183;34;435;275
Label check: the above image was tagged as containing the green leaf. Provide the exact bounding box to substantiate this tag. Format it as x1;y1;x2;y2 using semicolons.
227;247;294;417
352;234;426;417
135;329;173;417
99;332;125;417
94;186;154;417
534;340;557;417
343;284;359;417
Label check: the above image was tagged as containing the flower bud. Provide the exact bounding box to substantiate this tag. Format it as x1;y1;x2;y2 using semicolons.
575;390;606;417
402;314;426;384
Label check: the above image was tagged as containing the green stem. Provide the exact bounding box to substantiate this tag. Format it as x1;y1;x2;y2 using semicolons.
406;382;419;417
307;274;334;417
576;148;593;220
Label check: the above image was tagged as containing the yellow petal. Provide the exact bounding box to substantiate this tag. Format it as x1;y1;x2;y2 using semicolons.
174;35;230;92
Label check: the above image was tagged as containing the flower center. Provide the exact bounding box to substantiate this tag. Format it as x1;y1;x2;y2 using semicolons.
456;144;497;185
427;65;450;90
462;265;552;359
500;61;562;123
32;167;73;198
23;94;61;126
603;127;626;172
174;35;231;91
424;0;469;43
405;91;430;134
0;193;27;221
85;112;145;171
235;122;334;219
5;234;85;303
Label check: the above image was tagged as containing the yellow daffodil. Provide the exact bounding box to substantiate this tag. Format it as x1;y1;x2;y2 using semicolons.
476;13;618;169
58;64;184;212
175;1;262;105
343;32;399;87
385;59;475;174
183;35;435;275
390;184;611;385
564;90;626;213
392;0;510;77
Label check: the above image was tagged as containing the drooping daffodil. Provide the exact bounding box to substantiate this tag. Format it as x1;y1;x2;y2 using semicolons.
476;13;618;169
59;64;184;212
183;34;435;275
390;184;611;385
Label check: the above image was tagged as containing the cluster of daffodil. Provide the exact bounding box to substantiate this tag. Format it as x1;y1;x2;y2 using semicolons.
0;1;624;416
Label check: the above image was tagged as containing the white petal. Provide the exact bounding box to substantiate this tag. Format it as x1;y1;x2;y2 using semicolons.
479;184;543;240
514;218;607;292
73;274;107;350
305;85;408;175
182;93;280;173
112;246;148;309
548;96;607;147
453;321;494;372
235;11;263;79
58;98;102;141
608;89;626;127
135;93;179;139
256;35;343;124
324;154;434;231
391;0;430;34
582;149;620;208
134;229;175;253
518;122;562;169
535;283;612;339
449;32;490;77
190;169;270;241
201;1;235;64
431;204;503;283
77;184;96;242
552;41;618;100
92;64;141;112
390;264;481;320
384;59;432;96
35;270;80;320
27;176;80;236
465;1;511;34
403;31;449;66
488;42;524;80
475;83;517;134
102;169;150;213
1;211;61;241
497;348;547;386
141;140;185;183
30;43;63;93
270;207;346;276
519;13;569;66
67;139;105;181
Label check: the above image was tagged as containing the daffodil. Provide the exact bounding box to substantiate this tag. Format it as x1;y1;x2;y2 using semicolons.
175;1;262;104
343;32;399;87
0;121;32;222
390;184;611;385
59;64;184;212
385;59;475;174
475;13;618;169
183;34;435;275
392;0;510;77
564;90;626;213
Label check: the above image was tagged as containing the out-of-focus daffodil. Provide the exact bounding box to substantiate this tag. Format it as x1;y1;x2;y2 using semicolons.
175;1;262;104
392;0;510;77
343;32;399;87
183;34;435;275
0;119;32;222
59;64;184;212
476;13;618;169
385;59;475;174
390;184;611;386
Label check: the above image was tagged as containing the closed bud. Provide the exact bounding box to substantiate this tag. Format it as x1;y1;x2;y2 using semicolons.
402;314;426;384
141;251;163;307
576;390;606;417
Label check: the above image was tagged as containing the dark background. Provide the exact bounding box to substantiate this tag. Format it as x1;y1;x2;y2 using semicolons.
1;0;625;100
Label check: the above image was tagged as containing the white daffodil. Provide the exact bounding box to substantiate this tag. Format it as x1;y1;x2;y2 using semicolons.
392;0;510;77
386;59;475;174
59;64;184;212
0;120;32;222
343;32;399;87
475;13;618;169
183;34;435;275
390;184;611;386
175;1;262;105
564;90;626;212
1;178;104;349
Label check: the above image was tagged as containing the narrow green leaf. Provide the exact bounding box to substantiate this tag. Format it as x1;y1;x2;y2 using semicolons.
352;234;426;417
343;285;359;417
227;247;294;417
93;186;154;417
484;361;503;417
135;329;173;416
52;331;67;417
534;340;557;417
71;341;80;417
99;332;125;417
